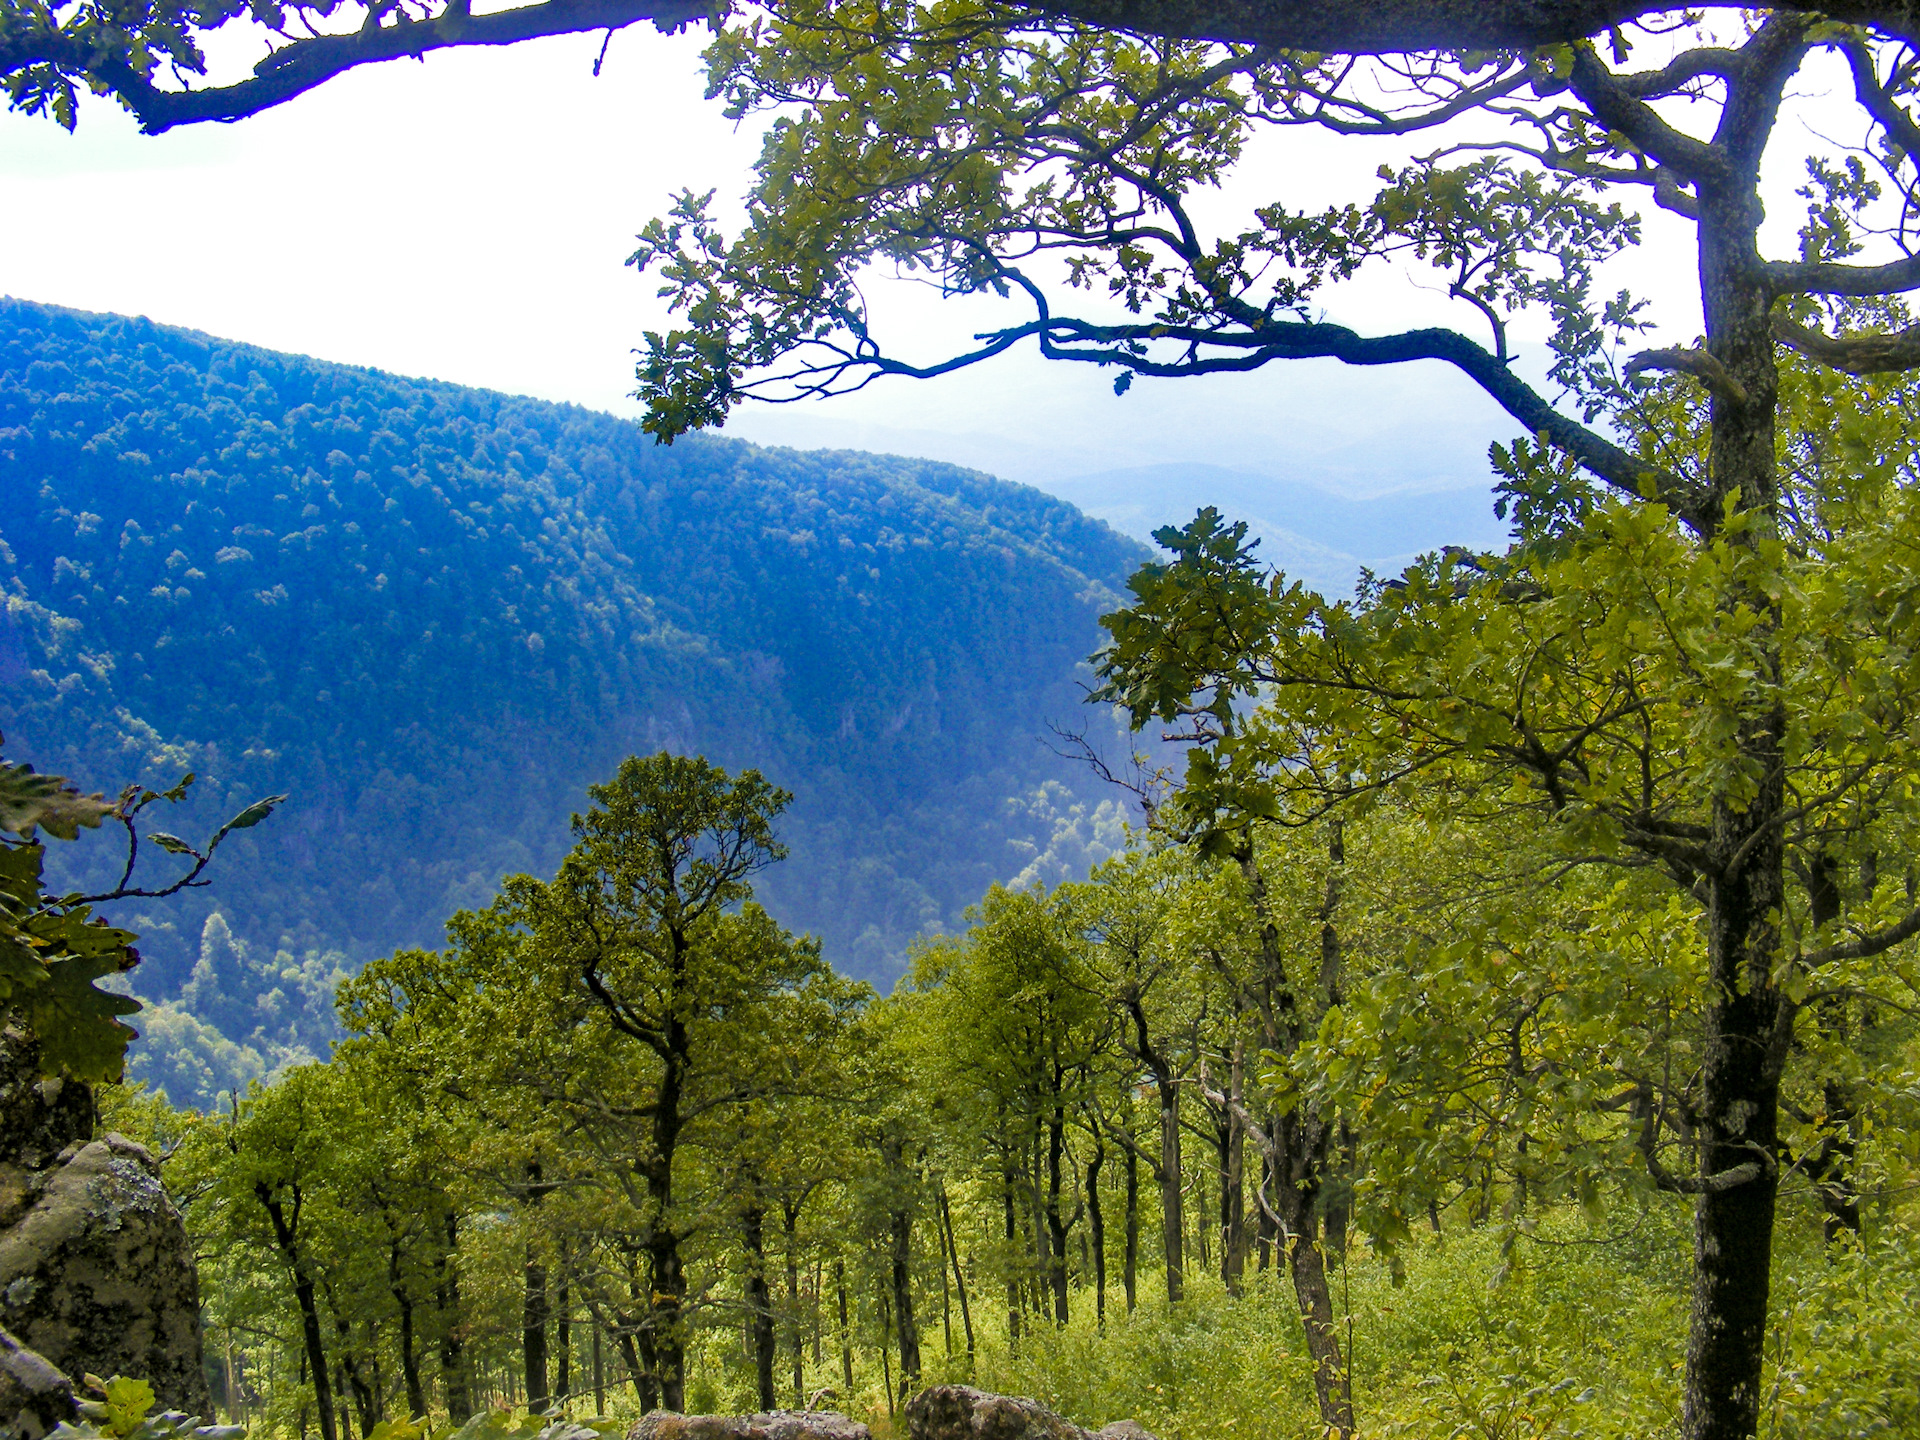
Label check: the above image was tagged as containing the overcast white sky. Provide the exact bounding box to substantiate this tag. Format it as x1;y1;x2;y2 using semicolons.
0;26;1861;503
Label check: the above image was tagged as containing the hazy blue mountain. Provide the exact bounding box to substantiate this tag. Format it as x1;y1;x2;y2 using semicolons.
1042;463;1512;598
0;298;1148;1105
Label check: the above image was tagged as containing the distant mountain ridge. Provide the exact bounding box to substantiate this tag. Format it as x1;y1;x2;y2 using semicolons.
0;298;1147;1105
1042;462;1512;598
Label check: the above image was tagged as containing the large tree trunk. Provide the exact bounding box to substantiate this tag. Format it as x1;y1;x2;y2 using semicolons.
1272;1116;1350;1437
1676;35;1795;1440
1236;830;1349;1436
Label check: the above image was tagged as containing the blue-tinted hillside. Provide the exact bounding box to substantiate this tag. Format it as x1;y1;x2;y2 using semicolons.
0;298;1145;1100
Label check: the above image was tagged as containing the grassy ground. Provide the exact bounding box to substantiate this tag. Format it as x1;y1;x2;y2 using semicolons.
890;1200;1919;1440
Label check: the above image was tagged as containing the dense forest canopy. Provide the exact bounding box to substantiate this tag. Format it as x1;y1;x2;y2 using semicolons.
92;733;1920;1440
0;297;1150;1105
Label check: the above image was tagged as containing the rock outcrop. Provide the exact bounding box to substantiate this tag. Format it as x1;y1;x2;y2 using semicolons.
0;1025;211;1417
0;1325;77;1439
626;1412;872;1440
903;1387;1159;1440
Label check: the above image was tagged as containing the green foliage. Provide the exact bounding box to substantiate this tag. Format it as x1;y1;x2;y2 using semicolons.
0;759;139;1081
57;1373;244;1440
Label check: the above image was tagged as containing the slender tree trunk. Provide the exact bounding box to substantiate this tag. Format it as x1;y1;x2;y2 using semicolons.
523;1249;549;1411
255;1183;337;1440
1256;1155;1276;1272
1323;1121;1353;1258
1222;1041;1246;1296
1194;1151;1211;1272
937;1187;974;1362
1273;1115;1351;1437
877;1282;894;1417
743;1204;777;1410
1816;1074;1862;1243
556;1282;571;1404
617;1328;653;1411
939;1217;952;1357
1001;1163;1022;1351
647;1042;690;1412
884;1134;922;1400
835;1260;853;1399
391;1238;425;1420
1123;1142;1138;1312
1154;1065;1183;1302
330;1303;377;1440
1086;1140;1106;1328
1043;1100;1070;1325
635;1317;662;1414
1806;866;1863;1245
593;1325;605;1417
784;1201;806;1407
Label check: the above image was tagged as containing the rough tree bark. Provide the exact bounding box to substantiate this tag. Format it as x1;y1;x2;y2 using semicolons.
742;1205;777;1411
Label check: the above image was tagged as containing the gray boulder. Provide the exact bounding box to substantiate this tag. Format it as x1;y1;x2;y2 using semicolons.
903;1387;1158;1440
626;1411;872;1440
0;1024;210;1416
0;1135;210;1416
0;1325;77;1440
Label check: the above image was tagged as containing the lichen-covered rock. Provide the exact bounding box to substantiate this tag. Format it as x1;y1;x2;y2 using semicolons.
0;1029;96;1176
0;1324;77;1440
625;1410;871;1440
0;1135;210;1417
903;1387;1157;1440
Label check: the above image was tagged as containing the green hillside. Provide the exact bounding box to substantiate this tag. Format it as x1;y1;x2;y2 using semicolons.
0;297;1145;1103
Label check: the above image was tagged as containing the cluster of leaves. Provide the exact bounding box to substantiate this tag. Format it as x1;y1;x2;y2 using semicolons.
0;754;138;1082
59;1373;244;1440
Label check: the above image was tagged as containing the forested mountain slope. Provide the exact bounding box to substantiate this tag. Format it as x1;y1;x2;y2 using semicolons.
0;298;1144;1102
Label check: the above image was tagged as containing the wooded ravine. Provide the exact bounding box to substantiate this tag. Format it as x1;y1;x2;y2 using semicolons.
0;297;1147;1107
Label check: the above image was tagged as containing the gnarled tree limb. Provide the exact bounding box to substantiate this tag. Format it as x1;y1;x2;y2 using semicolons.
1772;313;1920;373
7;0;712;135
1002;2;1920;56
1626;344;1751;403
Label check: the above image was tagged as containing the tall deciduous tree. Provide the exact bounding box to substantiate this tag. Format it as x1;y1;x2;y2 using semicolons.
509;751;820;1411
630;13;1920;1438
